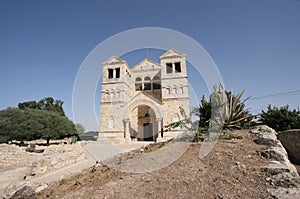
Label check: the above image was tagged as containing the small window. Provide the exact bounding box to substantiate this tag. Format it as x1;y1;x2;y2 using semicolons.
153;83;161;90
136;77;142;82
153;76;160;80
135;83;142;91
153;76;161;90
166;88;170;95
144;83;151;90
108;118;114;129
108;69;113;79
180;86;184;94
175;62;181;73
166;63;172;73
173;87;177;94
115;68;120;78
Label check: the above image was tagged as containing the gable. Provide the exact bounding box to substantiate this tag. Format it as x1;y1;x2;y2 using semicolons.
160;49;185;59
132;58;161;71
129;91;162;105
103;56;126;65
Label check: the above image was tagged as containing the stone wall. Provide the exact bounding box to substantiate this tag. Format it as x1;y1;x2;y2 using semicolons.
250;125;300;198
278;129;300;165
0;142;86;176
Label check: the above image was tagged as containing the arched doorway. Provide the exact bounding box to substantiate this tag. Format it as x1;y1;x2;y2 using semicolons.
131;105;157;141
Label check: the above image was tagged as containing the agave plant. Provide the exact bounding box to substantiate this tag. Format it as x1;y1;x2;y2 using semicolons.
224;89;251;129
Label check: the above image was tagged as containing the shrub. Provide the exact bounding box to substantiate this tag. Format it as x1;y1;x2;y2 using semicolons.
260;105;300;131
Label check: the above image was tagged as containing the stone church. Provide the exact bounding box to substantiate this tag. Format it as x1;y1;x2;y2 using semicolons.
99;49;190;142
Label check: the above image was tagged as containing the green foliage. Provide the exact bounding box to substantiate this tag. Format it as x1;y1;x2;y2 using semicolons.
18;97;65;116
75;123;85;134
74;181;81;186
260;105;300;131
0;107;76;143
193;85;251;130
91;167;96;173
59;179;66;186
224;89;251;129
192;95;211;128
0;97;76;143
46;190;56;197
72;173;82;179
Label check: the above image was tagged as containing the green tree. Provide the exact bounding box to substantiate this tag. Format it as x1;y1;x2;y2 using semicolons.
0;108;76;144
75;123;85;134
18;97;65;116
192;95;211;128
260;105;300;131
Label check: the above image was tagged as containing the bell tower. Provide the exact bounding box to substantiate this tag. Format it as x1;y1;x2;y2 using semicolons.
160;49;190;124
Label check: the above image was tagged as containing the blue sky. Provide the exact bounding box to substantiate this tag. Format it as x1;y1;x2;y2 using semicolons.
0;0;299;131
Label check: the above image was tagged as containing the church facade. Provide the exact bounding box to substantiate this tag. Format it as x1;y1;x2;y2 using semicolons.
99;49;190;142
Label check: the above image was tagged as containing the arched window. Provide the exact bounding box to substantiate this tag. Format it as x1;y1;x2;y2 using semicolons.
152;75;161;90
144;76;151;81
135;77;142;91
153;76;160;80
144;76;151;90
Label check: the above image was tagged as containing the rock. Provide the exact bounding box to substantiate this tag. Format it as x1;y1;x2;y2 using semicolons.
260;148;286;162
261;164;292;176
10;186;36;199
251;125;277;136
268;187;300;199
253;125;300;197
270;172;300;188
35;184;48;193
234;161;246;171
251;125;278;146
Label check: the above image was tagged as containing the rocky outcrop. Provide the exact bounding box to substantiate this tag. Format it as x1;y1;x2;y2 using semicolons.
251;125;300;198
9;186;36;199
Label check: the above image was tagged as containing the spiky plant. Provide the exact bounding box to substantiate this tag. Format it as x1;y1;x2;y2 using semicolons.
224;89;251;129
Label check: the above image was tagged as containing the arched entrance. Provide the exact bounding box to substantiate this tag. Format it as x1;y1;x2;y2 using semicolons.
131;105;157;141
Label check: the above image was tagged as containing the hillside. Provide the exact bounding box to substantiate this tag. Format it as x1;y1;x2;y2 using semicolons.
36;128;300;199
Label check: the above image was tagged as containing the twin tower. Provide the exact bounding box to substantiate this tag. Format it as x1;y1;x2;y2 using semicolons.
99;49;190;142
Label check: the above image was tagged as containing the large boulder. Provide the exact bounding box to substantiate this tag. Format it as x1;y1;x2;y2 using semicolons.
10;186;36;199
251;125;279;146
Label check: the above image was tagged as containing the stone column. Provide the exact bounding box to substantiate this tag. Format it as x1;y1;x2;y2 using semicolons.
156;118;163;142
123;119;131;141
